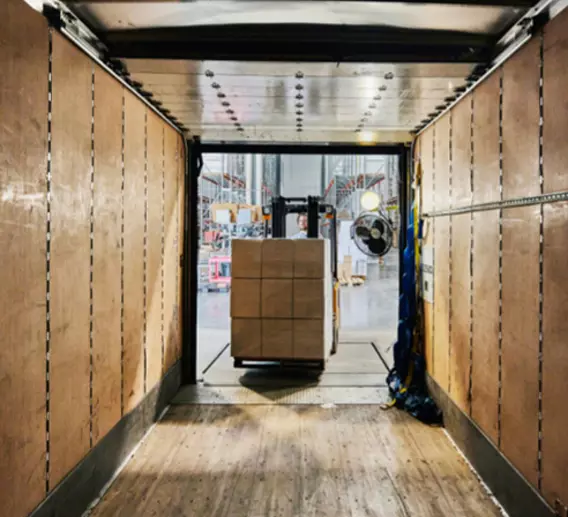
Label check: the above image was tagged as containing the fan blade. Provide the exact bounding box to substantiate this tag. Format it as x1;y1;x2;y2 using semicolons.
354;225;371;239
368;237;388;255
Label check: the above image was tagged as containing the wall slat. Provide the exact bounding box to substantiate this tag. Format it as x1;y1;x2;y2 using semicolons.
542;202;568;506
0;1;48;515
92;67;122;444
164;127;179;370
472;73;501;205
177;136;185;360
421;127;434;214
146;113;165;389
471;210;500;445
123;93;146;412
435;114;451;212
449;213;470;412
502;38;540;200
50;33;92;488
543;9;568;194
433;216;450;392
501;206;540;487
451;96;472;209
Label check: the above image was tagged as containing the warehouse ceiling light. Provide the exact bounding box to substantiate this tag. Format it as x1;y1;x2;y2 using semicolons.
360;191;380;211
357;129;379;144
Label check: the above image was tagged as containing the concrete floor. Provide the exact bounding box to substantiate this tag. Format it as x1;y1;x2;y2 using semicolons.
197;252;398;387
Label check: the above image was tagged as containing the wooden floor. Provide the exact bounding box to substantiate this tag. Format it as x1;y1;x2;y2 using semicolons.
91;404;502;517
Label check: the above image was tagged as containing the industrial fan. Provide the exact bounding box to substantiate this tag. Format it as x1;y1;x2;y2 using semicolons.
350;211;394;258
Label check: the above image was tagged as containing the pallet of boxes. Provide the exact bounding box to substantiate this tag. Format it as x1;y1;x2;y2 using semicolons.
230;238;333;370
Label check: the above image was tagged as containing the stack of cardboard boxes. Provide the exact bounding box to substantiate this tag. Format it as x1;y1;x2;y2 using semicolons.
231;238;332;362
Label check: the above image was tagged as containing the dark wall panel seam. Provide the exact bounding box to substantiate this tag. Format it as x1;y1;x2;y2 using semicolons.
498;66;504;449
537;31;544;492
120;91;126;417
89;66;95;450
45;27;54;495
143;110;148;394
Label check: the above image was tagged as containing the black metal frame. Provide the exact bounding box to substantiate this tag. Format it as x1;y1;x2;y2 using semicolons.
181;139;203;385
102;23;499;64
181;141;411;384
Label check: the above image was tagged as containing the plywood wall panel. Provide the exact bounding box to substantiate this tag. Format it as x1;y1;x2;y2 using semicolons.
502;38;540;200
92;67;122;444
420;128;434;214
472;73;501;205
501;206;540;487
449;214;471;413
434;114;451;211
176;136;185;360
543;10;568;194
50;33;92;488
123;93;146;413
542;201;568;506
0;1;48;515
451;96;472;209
471;209;500;445
163;126;179;371
146;113;164;390
433;216;450;392
423;219;434;372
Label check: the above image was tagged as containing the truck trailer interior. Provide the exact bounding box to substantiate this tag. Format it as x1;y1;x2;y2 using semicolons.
1;0;567;516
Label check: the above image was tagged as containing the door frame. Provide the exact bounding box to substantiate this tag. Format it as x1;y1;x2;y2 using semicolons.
181;140;411;384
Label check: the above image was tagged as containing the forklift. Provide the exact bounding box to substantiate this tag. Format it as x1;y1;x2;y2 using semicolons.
263;196;340;357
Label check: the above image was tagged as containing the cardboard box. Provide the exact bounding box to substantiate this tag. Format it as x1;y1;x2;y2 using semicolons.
293;279;325;319
261;279;293;318
293;319;325;360
262;239;295;278
211;202;237;223
294;239;328;278
231;318;261;358
262;319;293;358
231;279;261;318
231;239;262;278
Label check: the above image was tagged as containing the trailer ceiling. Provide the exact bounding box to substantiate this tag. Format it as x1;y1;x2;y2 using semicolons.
59;0;540;144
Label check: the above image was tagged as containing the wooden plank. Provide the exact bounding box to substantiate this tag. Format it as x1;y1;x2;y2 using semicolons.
163;126;179;371
542;201;568;506
449;213;471;413
435;113;451;211
502;38;540;200
471;209;500;445
146;112;164;390
50;32;92;488
0;1;48;515
123;92;146;413
423;216;434;373
433;215;450;392
91;405;503;517
501;206;540;487
451;95;472;209
473;71;501;204
420;127;434;214
176;135;185;361
543;8;568;194
92;66;122;445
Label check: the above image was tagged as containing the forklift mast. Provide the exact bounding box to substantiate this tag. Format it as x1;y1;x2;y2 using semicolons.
263;196;338;280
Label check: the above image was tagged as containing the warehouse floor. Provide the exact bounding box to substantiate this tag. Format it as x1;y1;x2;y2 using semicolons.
197;252;399;389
